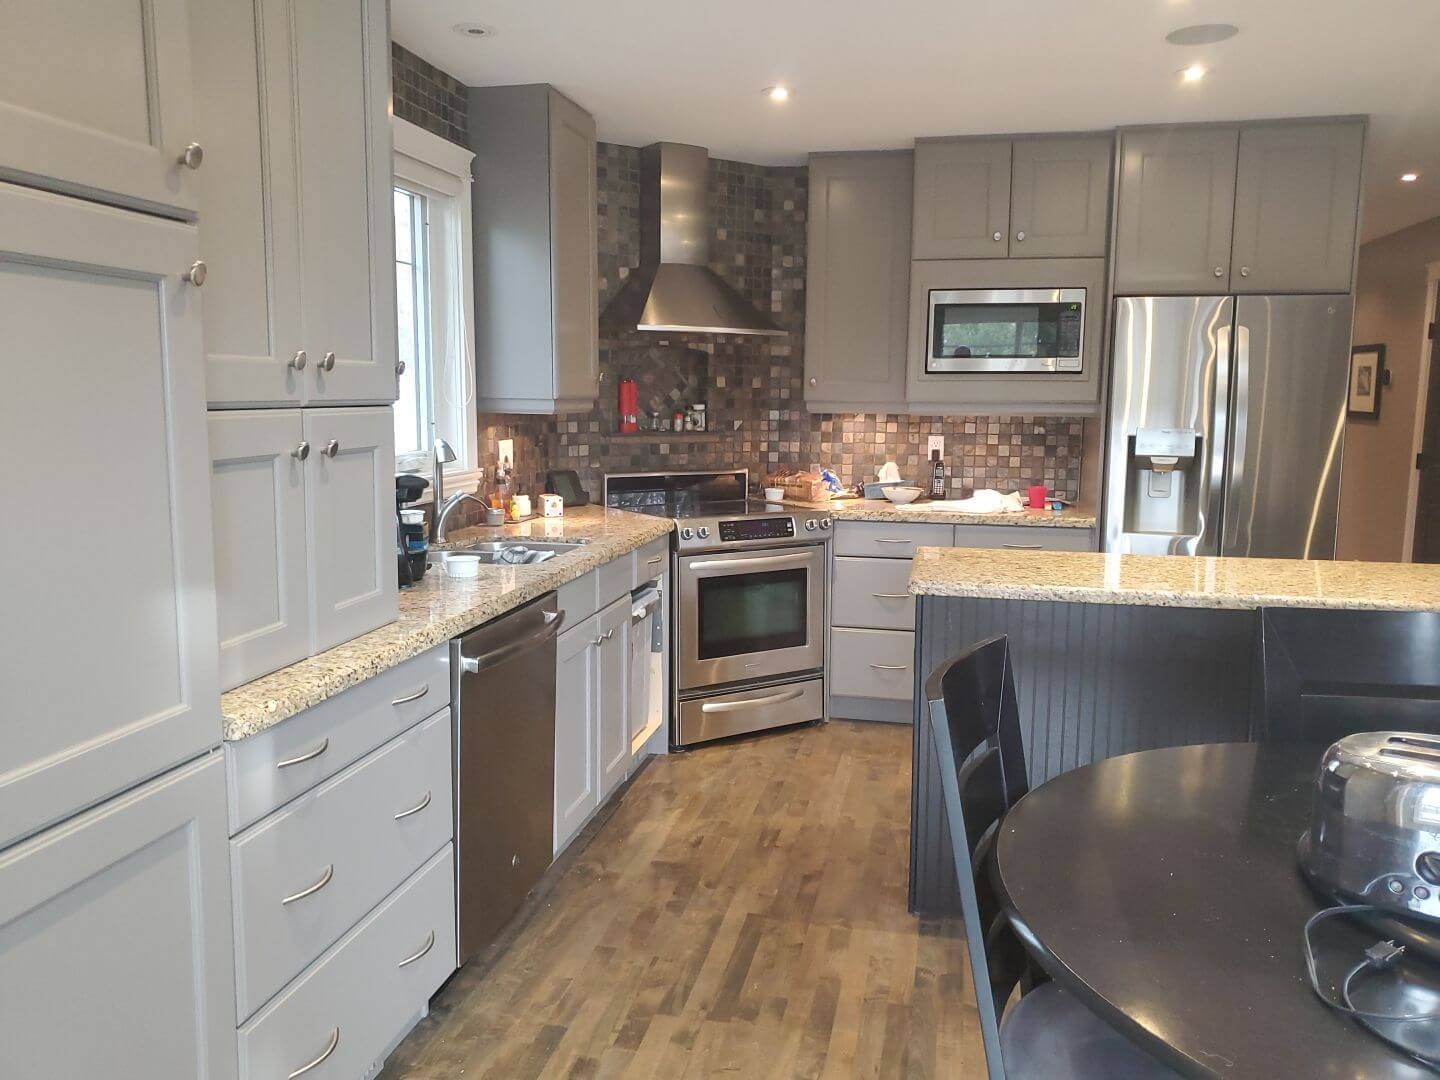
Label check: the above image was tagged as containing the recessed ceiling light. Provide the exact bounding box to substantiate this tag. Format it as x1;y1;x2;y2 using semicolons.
1166;23;1239;46
1180;63;1207;83
763;86;791;103
452;23;493;38
1401;172;1421;183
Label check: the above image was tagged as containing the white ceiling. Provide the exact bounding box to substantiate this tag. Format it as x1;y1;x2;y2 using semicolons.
393;0;1440;243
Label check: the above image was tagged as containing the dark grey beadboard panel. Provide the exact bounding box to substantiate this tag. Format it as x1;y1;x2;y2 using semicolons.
909;596;1256;915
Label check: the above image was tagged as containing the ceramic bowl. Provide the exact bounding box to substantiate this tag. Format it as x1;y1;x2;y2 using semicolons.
883;486;923;505
764;487;785;502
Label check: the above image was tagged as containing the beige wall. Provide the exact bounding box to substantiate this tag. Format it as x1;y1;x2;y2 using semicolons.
1337;216;1440;562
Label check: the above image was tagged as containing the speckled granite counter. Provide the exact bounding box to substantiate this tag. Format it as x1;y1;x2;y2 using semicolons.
220;507;672;740
908;547;1440;611
778;496;1096;529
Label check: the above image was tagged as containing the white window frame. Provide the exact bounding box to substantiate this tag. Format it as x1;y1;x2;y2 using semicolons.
392;117;480;503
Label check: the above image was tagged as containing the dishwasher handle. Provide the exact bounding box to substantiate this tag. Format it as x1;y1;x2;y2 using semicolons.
459;609;565;675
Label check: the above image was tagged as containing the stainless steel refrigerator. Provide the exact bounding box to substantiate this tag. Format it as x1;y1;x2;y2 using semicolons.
1101;294;1353;559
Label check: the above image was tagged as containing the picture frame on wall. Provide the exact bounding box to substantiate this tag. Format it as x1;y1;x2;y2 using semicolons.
1348;344;1386;419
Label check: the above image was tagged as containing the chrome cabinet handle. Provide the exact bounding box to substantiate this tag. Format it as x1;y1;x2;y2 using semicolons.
1213;266;1225;278
288;1028;339;1078
602;628;616;641
393;790;432;820
281;864;334;905
396;359;406;375
390;685;429;706
701;687;806;714
177;142;205;170
646;555;663;565
322;439;339;457
319;351;336;372
871;538;913;545
1015;230;1026;242
809;377;817;386
182;260;207;286
1239;266;1250;278
291;441;310;461
992;231;1003;241
289;350;308;371
397;930;437;969
1001;543;1042;550
872;592;910;599
590;636;604;647
870;663;910;671
275;737;328;769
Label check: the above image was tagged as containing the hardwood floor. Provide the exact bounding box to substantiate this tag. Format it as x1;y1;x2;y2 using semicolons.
381;720;982;1079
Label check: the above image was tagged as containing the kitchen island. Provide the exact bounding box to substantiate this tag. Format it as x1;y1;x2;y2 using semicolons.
906;547;1440;914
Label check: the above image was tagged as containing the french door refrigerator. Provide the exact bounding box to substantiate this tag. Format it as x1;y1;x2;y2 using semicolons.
1102;294;1353;559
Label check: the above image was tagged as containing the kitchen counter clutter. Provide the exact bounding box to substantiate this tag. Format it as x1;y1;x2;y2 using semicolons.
221;507;673;740
907;547;1440;611
780;496;1096;528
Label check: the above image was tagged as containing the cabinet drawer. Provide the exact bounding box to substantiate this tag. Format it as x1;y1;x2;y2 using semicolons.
225;644;450;833
950;525;1094;551
833;521;953;558
832;557;916;630
598;553;632;609
633;537;669;586
239;844;456;1080
830;628;916;702
231;711;452;1021
557;569;598;627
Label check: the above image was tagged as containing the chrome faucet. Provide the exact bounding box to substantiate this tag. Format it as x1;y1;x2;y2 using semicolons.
430;438;458;543
435;492;486;544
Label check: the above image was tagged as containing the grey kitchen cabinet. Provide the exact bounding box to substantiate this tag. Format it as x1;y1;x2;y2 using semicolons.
0;754;238;1080
597;596;632;803
0;183;220;850
554;614;601;854
1230;120;1365;294
1009;136;1112;258
912;138;1011;259
190;0;398;406
303;407;398;654
1114;125;1240;295
0;0;200;217
470;84;600;413
804;151;913;411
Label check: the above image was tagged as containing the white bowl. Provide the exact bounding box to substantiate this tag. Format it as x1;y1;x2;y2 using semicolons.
764;487;785;502
883;486;923;505
442;554;482;578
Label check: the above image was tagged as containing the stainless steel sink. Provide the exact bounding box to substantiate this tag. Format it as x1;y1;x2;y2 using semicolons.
430;539;584;568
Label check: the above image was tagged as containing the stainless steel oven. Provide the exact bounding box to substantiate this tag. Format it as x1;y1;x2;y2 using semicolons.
676;543;826;692
925;286;1086;374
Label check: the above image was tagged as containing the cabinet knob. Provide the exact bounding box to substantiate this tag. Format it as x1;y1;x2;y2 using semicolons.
1015;230;1026;242
177;142;204;170
808;377;817;387
1239;266;1250;278
292;441;310;461
322;439;339;458
289;350;308;371
182;260;208;286
993;231;1003;242
1213;266;1225;278
319;351;336;372
396;359;406;376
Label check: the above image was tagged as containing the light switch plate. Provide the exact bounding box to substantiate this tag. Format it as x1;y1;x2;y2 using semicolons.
498;438;514;471
927;435;945;459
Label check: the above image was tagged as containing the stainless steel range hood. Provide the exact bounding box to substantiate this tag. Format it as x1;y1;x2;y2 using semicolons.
601;142;784;337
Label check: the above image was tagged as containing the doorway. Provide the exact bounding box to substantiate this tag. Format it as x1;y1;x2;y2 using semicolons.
1410;279;1440;562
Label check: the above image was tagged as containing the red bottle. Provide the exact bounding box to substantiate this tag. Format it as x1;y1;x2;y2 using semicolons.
619;379;638;433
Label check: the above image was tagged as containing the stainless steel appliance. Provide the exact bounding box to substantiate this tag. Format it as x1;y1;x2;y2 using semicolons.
605;471;830;748
925;286;1087;374
451;593;564;965
1102;294;1353;558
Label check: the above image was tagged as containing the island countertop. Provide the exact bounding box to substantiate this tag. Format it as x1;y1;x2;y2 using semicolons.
908;547;1440;612
778;496;1097;529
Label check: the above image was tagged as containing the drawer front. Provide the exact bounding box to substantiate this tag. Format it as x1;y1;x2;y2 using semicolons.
239;844;456;1080
556;569;598;627
832;557;916;630
231;711;452;1021
633;537;669;586
226;644;450;833
597;553;632;609
830;628;916;701
676;678;825;748
833;521;953;558
951;524;1094;551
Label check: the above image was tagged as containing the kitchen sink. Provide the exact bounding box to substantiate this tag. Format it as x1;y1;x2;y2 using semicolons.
431;539;585;568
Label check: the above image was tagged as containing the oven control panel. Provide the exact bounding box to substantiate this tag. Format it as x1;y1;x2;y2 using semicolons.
718;516;795;543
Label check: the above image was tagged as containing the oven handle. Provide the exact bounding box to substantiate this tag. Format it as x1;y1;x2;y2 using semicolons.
700;687;807;714
687;552;816;572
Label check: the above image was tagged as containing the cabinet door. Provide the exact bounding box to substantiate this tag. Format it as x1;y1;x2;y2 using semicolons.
912;139;1011;259
804;153;912;409
1114;126;1239;294
189;0;305;405
294;0;398;405
597;596;631;801
555;618;600;854
1231;121;1364;294
303;407;398;653
0;0;199;216
0;754;237;1080
209;411;310;691
0;185;219;849
1010;136;1112;258
549;88;600;409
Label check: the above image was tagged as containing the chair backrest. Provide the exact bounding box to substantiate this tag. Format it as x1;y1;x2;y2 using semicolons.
925;636;1032;1080
1256;608;1440;744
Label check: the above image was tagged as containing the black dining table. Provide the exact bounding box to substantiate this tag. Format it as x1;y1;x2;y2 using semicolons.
993;742;1440;1079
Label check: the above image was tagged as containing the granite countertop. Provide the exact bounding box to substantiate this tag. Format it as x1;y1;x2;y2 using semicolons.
220;507;673;741
778;496;1097;529
908;547;1440;612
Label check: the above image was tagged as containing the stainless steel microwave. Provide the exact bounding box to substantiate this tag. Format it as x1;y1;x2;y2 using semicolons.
925;287;1087;374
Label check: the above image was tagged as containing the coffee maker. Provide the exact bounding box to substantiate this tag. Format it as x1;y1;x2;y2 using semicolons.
396;475;429;587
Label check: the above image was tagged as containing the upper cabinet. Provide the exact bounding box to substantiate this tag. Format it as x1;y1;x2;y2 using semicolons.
1115;119;1364;295
0;0;200;217
913;135;1110;260
804;152;913;411
190;0;398;407
470;85;600;414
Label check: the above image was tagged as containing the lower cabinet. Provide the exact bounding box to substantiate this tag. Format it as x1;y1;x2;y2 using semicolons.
0;753;239;1080
596;597;631;802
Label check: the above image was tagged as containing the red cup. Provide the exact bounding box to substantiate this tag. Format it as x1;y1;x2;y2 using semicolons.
1027;484;1047;509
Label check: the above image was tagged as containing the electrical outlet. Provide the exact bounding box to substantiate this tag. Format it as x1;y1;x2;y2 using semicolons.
497;438;514;471
927;435;945;459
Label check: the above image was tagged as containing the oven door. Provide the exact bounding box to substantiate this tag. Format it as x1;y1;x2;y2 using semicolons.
677;545;825;691
925;287;1086;373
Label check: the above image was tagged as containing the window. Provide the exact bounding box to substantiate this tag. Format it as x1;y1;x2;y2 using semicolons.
391;119;479;496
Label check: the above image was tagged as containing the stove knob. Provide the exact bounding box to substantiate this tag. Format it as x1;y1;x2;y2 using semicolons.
680;527;694;541
819;517;831;530
805;519;818;531
697;526;710;539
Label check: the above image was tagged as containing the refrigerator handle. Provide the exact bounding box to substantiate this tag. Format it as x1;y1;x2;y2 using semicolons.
1201;322;1233;557
1221;324;1251;554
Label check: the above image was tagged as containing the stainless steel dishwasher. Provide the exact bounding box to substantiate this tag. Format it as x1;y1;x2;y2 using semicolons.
451;592;564;966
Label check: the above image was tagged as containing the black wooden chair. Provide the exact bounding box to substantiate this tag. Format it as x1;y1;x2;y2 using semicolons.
927;636;1177;1079
1254;608;1440;744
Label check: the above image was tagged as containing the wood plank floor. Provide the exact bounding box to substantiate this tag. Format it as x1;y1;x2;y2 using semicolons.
380;720;982;1079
